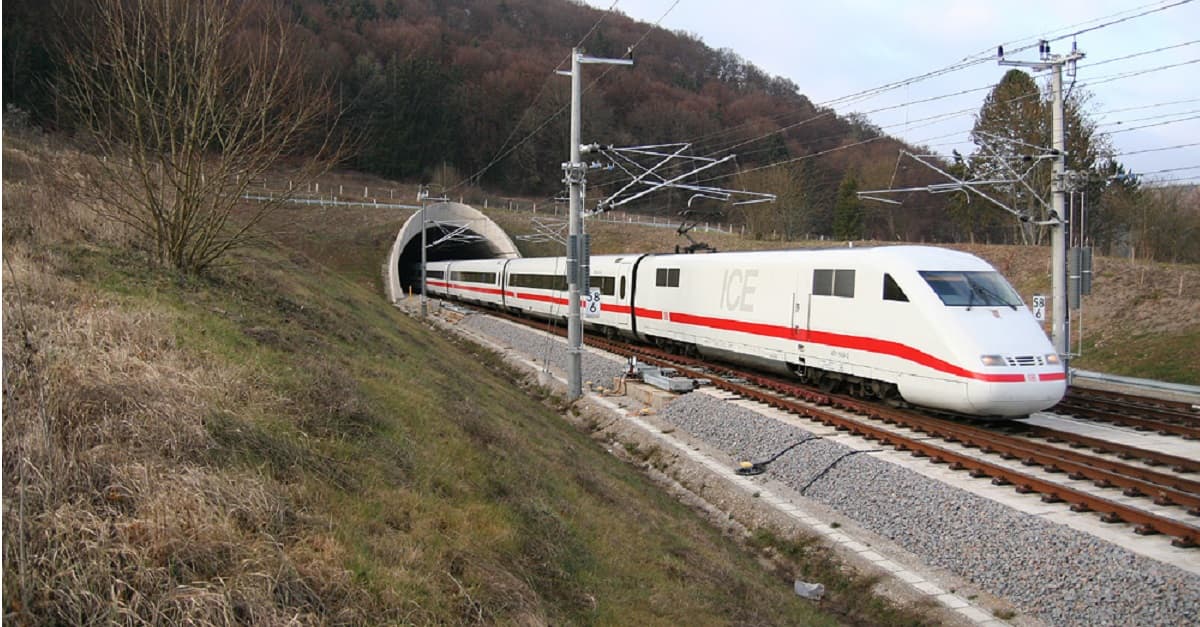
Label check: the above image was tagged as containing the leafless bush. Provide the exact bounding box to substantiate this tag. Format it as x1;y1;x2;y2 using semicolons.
56;0;347;274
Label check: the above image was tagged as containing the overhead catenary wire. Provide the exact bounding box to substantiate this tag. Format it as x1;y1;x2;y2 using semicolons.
1105;114;1200;134
462;0;1196;201
1112;141;1200;156
1095;108;1200;128
705;6;1198;173
702;47;1198;166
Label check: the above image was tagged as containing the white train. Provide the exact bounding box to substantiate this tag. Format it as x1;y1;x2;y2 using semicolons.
425;245;1066;417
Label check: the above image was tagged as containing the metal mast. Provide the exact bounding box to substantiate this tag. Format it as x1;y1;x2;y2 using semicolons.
559;47;632;401
417;185;447;318
1000;41;1084;367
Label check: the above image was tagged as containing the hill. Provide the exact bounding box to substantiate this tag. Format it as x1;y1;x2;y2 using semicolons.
5;0;945;236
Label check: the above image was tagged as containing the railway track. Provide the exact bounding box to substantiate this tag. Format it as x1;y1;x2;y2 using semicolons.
468;307;1200;547
1003;421;1200;475
1053;387;1200;439
479;309;1200;547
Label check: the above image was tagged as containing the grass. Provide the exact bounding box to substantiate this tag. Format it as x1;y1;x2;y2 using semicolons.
746;529;936;627
7;131;903;624
1075;327;1200;383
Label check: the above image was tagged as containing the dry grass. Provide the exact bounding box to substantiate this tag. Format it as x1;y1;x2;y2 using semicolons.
4;131;856;625
3;131;366;625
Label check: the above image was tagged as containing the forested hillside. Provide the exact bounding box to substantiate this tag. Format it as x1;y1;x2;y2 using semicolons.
5;0;1196;257
6;0;946;238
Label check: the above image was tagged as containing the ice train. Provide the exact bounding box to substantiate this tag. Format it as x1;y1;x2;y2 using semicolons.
424;245;1066;417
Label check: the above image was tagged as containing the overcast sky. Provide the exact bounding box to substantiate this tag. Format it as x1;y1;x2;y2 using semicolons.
583;0;1199;184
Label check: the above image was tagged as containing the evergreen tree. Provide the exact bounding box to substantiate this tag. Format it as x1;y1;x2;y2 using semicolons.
832;174;863;240
969;68;1105;245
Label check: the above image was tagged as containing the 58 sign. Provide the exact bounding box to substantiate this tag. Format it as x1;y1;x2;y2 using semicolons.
1032;294;1046;322
585;287;602;318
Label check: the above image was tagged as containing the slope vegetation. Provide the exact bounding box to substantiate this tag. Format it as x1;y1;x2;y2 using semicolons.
4;134;937;623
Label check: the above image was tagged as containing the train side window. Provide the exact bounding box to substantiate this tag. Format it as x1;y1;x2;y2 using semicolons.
833;269;855;298
455;271;496;284
813;269;833;295
619;276;626;299
883;273;908;302
656;268;680;287
510;273;567;291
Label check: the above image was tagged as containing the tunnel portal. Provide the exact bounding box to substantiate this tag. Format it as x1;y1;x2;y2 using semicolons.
385;201;521;302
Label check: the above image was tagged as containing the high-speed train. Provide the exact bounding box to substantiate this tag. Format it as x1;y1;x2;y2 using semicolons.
424;246;1066;417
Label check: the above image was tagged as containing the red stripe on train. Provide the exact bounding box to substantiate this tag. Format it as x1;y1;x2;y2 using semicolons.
664;311;1053;384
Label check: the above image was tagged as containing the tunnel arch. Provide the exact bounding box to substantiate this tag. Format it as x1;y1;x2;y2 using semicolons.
384;201;520;302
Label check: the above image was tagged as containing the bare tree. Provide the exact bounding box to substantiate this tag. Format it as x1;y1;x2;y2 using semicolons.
57;0;345;273
735;164;810;240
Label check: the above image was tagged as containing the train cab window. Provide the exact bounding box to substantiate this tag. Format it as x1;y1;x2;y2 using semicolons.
883;273;909;302
426;270;444;279
619;276;627;299
919;270;1021;307
655;268;680;287
814;269;855;298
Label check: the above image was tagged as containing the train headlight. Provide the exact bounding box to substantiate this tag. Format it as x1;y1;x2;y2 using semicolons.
1044;353;1061;365
980;354;1005;367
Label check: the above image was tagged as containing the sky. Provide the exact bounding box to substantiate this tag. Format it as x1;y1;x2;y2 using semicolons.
583;0;1200;185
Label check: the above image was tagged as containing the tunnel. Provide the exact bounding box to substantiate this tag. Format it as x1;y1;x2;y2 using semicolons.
385;201;521;302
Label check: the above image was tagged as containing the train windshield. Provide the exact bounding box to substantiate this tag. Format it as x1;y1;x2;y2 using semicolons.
919;271;1022;308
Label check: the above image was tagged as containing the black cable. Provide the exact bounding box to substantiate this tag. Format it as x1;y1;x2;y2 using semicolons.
736;436;820;476
798;449;882;494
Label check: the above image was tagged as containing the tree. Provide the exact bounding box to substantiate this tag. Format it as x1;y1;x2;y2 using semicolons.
345;54;463;179
969;68;1105;246
1128;185;1200;263
832;174;863;240
733;163;816;240
969;69;1046;244
58;0;344;274
1089;159;1142;255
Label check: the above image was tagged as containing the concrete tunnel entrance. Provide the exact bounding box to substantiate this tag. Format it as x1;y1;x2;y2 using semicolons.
384;201;521;302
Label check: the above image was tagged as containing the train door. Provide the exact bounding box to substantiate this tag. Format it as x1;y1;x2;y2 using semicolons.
791;273;811;339
791;272;812;377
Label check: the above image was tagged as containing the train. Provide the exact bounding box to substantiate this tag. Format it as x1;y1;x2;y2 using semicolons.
424;245;1066;418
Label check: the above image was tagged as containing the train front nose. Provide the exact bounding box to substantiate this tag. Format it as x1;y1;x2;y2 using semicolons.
967;376;1066;417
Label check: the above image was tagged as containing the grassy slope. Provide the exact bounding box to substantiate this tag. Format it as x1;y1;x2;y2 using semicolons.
4;135;938;624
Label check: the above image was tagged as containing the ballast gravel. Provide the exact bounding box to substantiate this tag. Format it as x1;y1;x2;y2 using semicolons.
457;312;1200;626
